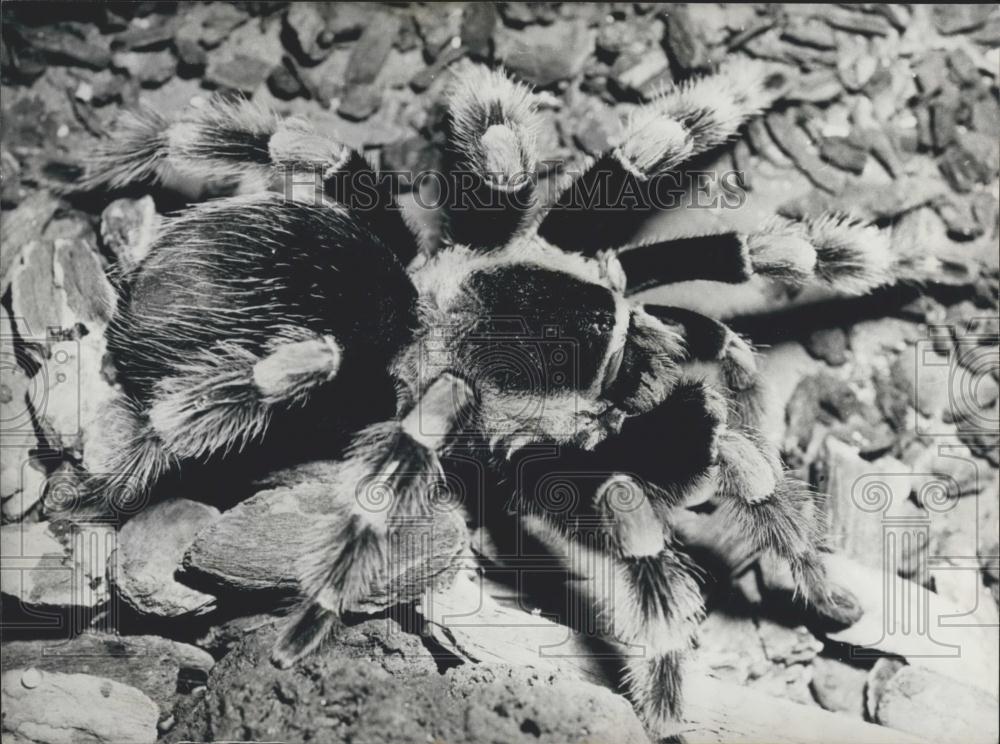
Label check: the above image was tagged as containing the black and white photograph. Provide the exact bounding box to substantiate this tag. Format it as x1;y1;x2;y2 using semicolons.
0;2;998;743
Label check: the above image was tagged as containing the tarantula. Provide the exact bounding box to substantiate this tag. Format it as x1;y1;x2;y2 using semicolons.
81;58;907;731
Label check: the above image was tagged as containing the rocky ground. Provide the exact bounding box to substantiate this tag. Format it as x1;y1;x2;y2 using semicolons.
1;3;998;744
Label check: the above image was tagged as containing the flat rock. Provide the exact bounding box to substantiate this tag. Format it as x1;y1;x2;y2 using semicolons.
24;27;111;69
2;668;158;744
345;13;400;85
113;497;220;617
205;53;271;93
1;520;113;609
931;4;997;35
112;49;177;87
166;621;651;744
100;196;158;273
495;20;594;87
2;633;214;713
184;475;467;606
810;656;867;717
874;665;1000;744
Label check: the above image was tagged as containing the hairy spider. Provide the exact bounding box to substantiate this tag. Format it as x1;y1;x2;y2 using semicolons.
82;58;915;731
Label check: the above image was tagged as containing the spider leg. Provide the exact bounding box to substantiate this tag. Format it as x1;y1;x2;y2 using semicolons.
148;329;342;464
712;429;861;624
618;214;894;298
272;373;475;667
80;97;418;264
443;65;541;250
644;305;763;431
537;57;788;254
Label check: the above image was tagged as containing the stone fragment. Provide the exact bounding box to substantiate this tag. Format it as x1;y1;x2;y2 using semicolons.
1;519;114;609
24;27;111;69
804;327;850;366
818;136;868;174
205;53;271;93
100;196;158;273
2;634;214;713
939;131;1000;193
284;2;334;64
931;4;997;35
0;192;60;296
810;657;866;717
874;665;1000;744
495;20;594;87
665;4;713;70
461;1;496;60
1;669;159;744
113;497;220;617
112;49;177;87
337;82;382;121
766;111;847;194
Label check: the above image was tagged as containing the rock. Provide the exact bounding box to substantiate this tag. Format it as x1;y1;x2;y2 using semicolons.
284;2;334;64
766;111;846;195
873;665;1000;743
803;327;850;366
100;196;158;273
934;195;985;240
812;439;922;572
267;59;305;100
205;53;271;93
2;634;214;713
1;669;159;744
970;96;1000;135
931;4;997;35
184;472;466;603
113;497;220;617
338;82;382;121
913;51;950;96
112;49;177;87
940;131;1000;193
756;619;824;665
610;46;671;100
810;657;866;717
499;2;559;29
818;136;868;175
865;656;906;719
1;519;114;609
0;192;60;296
167;621;651;744
24;27;111;69
665;4;713;70
113;17;179;51
782;17;837;50
495;20;594;87
345;13;400;85
54;236;115;327
193;2;249;49
460;1;497;60
815;5;893;36
173;35;206;71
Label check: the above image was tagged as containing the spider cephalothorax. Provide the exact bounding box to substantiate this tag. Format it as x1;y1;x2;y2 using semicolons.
81;57;921;732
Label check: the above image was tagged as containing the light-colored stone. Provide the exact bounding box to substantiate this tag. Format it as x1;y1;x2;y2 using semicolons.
112;497;220;616
1;669;158;744
1;520;113;609
99;196;158;273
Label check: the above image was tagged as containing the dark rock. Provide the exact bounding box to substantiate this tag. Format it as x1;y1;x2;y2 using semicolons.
2;634;214;713
24;27;111;69
931;4;997;35
338;83;382;122
804;327;850;366
766;111;847;194
394;15;420;53
461;2;497;60
939;131;1000;193
113;497;220;617
346;13;400;86
930;91;960;151
326;2;377;41
819;136;868;174
113;49;177;87
284;2;334;64
499;2;559;29
166;622;651;744
205;53;271;93
267;59;305;100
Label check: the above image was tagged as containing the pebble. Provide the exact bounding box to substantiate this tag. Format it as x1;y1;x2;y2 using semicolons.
205;53;271;93
100;196;158;273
